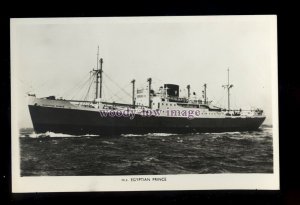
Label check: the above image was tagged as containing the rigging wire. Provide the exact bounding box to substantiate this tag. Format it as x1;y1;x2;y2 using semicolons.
19;76;57;96
70;74;94;100
103;82;125;102
107;82;132;102
62;72;92;99
214;92;226;108
233;92;238;110
83;74;96;101
103;72;132;97
17;78;35;95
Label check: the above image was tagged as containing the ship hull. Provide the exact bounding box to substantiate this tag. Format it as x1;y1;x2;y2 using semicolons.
29;105;266;135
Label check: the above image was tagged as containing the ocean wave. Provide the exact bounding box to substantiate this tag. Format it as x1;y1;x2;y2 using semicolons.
121;134;144;137
204;132;241;135
146;133;177;137
143;156;159;162
20;132;99;138
121;133;177;138
102;141;115;145
227;135;269;141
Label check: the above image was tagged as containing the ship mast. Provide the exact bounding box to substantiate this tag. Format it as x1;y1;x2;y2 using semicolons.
93;46;103;100
147;78;152;108
95;46;99;99
131;79;135;108
187;85;190;99
99;58;103;98
222;68;233;111
203;83;207;104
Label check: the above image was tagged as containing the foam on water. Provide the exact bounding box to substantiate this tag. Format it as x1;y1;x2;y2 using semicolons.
102;141;115;145
21;131;99;138
204;132;241;135
121;133;177;138
121;134;144;137
146;133;177;137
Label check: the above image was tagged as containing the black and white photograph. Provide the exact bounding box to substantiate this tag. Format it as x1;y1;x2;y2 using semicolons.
11;16;279;192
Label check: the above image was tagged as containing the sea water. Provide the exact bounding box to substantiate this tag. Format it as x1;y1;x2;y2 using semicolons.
19;125;273;176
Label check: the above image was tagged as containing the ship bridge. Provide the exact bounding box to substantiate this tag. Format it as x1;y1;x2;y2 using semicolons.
135;82;214;111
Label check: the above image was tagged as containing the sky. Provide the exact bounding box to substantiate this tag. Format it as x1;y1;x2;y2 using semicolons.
11;16;277;128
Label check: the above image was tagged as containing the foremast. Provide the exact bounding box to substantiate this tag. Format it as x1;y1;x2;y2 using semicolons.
92;46;103;100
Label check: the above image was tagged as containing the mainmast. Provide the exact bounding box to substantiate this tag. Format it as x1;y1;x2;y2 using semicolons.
222;68;233;111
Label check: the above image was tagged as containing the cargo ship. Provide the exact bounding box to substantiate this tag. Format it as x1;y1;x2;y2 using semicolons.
28;47;266;135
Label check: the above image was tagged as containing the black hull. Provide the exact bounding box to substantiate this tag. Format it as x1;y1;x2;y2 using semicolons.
29;105;266;135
